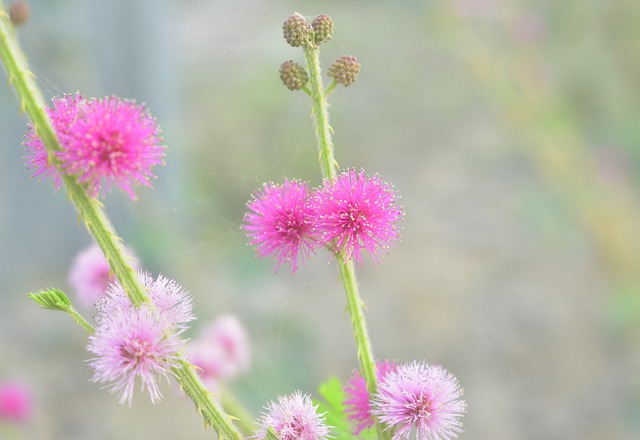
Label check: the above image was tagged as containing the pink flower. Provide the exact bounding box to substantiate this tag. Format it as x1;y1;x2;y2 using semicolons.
373;362;466;440
24;93;85;189
188;314;250;390
344;360;398;435
68;243;139;309
58;96;165;199
95;271;194;329
87;305;185;406
255;391;330;440
243;179;317;273
0;382;32;424
310;169;403;265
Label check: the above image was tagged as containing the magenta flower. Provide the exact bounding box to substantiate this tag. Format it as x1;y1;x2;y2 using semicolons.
188;314;250;390
24;93;85;189
87;305;184;406
57;96;165;199
95;271;194;329
372;362;466;440
255;391;330;440
243;179;317;273
0;382;32;424
344;360;398;435
310;169;403;265
68;243;139;309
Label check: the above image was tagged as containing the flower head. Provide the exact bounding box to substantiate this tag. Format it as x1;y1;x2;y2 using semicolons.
0;382;32;424
311;169;403;265
57;96;165;200
344;360;398;435
243;179;317;273
373;362;466;440
87;305;184;406
24;93;85;189
255;391;330;440
68;243;139;309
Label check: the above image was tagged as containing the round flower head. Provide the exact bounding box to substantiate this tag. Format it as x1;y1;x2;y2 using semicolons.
68;243;139;309
24;93;85;189
95;271;194;329
87;305;185;406
243;179;317;273
344;360;398;435
311;169;403;265
0;382;32;424
373;362;466;440
254;391;330;440
56;96;165;200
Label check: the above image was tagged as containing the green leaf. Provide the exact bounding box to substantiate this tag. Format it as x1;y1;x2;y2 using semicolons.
28;288;72;311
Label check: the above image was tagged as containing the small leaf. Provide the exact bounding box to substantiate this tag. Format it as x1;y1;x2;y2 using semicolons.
28;288;72;311
315;377;359;440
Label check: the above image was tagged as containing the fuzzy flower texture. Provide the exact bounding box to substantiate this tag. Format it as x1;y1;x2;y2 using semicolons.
87;272;193;406
255;391;330;440
243;169;403;272
25;93;165;200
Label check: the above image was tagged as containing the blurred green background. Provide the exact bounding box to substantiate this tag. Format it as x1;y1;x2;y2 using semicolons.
2;0;640;439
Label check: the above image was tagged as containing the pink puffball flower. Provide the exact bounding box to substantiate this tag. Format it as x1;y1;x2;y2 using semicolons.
68;243;139;309
24;93;85;189
344;360;398;435
372;362;466;440
95;271;194;329
87;305;185;406
243;179;317;273
188;314;250;389
310;169;403;265
254;391;330;440
0;382;32;424
56;96;165;200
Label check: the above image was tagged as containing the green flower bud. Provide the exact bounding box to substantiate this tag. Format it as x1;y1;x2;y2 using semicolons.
328;55;361;87
279;60;309;91
312;14;334;45
282;12;312;48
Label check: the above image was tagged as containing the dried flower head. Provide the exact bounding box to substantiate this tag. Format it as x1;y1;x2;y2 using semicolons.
255;391;330;440
243;179;317;273
373;362;466;440
328;55;361;87
280;60;309;91
311;169;403;265
312;14;334;45
283;12;313;48
344;361;398;435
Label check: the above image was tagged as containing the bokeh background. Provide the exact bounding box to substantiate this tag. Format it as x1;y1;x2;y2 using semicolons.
2;0;640;439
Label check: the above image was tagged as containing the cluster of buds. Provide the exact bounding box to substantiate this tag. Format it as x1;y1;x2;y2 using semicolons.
279;13;361;91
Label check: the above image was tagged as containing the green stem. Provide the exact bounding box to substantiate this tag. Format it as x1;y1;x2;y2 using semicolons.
265;427;280;440
303;44;388;440
0;8;242;439
220;386;256;437
66;306;95;334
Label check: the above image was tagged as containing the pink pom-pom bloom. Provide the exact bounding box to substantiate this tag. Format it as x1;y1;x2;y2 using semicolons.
255;391;330;440
25;94;165;200
0;382;32;424
243;179;317;273
68;243;139;309
372;362;466;440
344;360;398;435
24;93;85;189
310;169;403;265
88;272;194;405
187;314;250;390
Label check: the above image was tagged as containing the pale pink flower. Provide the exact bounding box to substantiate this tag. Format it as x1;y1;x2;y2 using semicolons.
311;169;403;265
344;360;398;435
243;179;317;273
68;243;139;309
254;391;330;440
0;382;32;423
373;362;466;440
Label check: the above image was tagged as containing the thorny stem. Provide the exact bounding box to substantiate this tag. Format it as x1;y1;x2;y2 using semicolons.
0;7;242;439
303;42;389;440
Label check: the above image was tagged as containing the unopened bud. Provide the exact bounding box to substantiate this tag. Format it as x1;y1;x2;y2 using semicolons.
9;1;31;26
279;60;309;91
312;14;333;45
282;12;312;48
328;55;361;87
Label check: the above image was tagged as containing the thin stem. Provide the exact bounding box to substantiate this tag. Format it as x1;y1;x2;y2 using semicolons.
265;427;280;440
303;43;389;440
66;306;95;334
220;386;257;436
0;8;242;439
